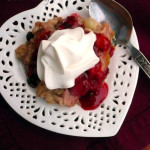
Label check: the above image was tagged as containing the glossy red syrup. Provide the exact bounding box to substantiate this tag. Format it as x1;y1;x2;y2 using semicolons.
79;83;108;110
70;61;109;110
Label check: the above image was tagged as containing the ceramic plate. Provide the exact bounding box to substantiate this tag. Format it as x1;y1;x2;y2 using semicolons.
0;0;139;137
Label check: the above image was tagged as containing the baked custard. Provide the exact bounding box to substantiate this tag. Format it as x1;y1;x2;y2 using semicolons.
15;14;115;110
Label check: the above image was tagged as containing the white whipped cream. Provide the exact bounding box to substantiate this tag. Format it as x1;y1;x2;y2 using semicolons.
37;27;99;90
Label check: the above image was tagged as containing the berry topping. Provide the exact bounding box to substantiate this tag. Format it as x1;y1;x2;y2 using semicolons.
79;83;108;110
58;15;80;29
95;34;111;52
70;73;90;97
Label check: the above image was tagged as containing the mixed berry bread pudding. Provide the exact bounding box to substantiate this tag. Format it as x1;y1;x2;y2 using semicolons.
15;14;115;110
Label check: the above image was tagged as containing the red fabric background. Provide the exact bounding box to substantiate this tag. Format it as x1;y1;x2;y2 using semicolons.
0;0;150;150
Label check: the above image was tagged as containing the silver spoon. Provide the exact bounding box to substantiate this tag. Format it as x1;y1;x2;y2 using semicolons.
89;0;150;78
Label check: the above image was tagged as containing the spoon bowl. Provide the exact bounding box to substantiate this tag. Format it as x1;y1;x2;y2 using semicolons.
89;0;133;45
89;0;150;78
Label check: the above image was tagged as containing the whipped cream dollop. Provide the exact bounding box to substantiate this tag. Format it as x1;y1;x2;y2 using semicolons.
37;27;99;90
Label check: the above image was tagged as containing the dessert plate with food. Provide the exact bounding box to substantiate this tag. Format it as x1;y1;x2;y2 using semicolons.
0;0;139;137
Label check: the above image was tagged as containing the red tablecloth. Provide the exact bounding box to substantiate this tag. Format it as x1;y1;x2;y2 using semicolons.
0;0;150;150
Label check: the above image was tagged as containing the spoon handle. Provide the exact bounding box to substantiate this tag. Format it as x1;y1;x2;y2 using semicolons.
127;42;150;78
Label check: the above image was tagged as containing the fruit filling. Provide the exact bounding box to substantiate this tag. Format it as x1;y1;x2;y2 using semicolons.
15;14;115;110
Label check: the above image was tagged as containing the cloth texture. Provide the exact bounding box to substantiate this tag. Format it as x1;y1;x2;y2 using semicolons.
0;0;150;150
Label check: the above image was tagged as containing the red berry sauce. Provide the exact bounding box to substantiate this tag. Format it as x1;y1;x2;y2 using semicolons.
69;61;109;110
79;83;108;110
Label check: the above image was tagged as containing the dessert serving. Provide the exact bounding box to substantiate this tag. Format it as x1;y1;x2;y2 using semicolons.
15;14;115;110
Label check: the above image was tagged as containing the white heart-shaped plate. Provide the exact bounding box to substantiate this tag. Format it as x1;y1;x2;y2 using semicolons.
0;0;139;137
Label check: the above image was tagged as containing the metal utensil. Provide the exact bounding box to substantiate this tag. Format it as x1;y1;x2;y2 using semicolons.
89;0;150;78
